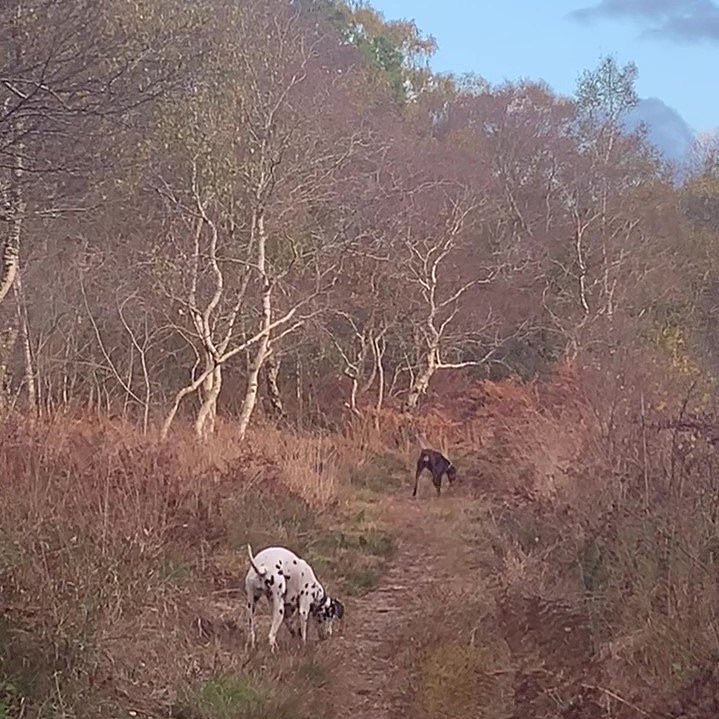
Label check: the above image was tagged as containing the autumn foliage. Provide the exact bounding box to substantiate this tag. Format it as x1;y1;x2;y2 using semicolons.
1;0;718;717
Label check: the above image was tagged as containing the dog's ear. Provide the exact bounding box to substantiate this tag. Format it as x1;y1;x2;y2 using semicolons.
332;599;345;620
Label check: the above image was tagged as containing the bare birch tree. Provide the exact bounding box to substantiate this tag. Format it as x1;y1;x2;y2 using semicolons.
401;191;500;409
151;0;370;439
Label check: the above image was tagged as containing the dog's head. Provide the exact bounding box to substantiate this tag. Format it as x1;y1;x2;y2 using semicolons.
447;463;458;484
311;593;345;639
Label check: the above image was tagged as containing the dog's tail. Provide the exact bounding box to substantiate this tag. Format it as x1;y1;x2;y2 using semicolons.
247;544;266;578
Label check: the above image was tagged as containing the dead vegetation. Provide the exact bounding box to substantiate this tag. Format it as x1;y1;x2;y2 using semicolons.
0;415;392;718
389;367;719;719
1;1;717;716
1;366;718;718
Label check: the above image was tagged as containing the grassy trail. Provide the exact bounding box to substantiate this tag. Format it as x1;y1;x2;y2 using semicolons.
322;490;478;718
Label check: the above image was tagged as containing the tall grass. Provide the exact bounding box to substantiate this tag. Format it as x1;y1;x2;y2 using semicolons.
0;414;395;717
391;370;719;717
1;369;717;717
247;426;345;509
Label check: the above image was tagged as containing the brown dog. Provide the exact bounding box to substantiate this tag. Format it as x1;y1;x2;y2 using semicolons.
413;448;457;497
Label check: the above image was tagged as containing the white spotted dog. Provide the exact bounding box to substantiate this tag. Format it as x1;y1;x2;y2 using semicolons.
244;544;345;652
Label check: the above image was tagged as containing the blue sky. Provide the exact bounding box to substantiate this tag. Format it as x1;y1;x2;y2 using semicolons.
370;0;719;135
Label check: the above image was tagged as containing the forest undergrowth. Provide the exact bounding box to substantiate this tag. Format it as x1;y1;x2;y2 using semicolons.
1;366;717;719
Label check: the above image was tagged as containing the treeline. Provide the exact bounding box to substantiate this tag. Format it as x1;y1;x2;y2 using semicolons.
1;0;716;436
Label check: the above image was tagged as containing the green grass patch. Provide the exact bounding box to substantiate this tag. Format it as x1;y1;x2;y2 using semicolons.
298;659;330;688
158;556;193;585
177;674;299;719
225;488;319;557
341;566;381;595
414;641;512;719
0;618;60;704
348;450;408;493
0;680;20;719
305;524;395;596
308;527;394;558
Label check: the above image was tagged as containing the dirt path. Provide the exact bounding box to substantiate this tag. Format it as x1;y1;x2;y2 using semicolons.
323;493;477;719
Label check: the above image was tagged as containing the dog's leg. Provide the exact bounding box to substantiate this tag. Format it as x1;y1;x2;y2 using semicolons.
432;471;442;497
283;603;298;640
299;609;309;644
267;592;285;652
413;462;424;497
246;593;259;649
283;619;297;639
298;596;311;645
266;574;288;652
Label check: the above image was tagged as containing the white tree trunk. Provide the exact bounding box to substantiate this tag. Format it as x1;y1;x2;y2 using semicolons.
0;122;24;307
0;324;18;412
13;271;36;415
237;212;272;441
264;353;285;419
404;347;438;411
195;364;222;439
